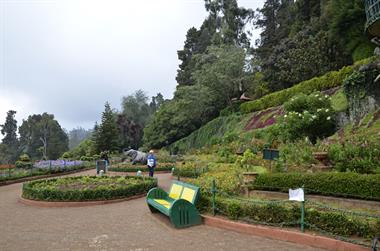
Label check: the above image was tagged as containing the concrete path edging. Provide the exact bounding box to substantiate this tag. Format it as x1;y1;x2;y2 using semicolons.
202;215;368;251
18;193;146;208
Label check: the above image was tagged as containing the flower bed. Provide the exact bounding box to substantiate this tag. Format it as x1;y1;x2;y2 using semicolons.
22;176;157;201
0;162;92;183
34;160;84;169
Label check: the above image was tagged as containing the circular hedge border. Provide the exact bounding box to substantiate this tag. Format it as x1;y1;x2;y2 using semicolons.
22;176;157;202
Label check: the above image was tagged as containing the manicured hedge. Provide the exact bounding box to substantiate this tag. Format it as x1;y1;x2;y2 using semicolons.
198;196;380;239
251;172;380;201
240;58;372;113
108;166;174;172
22;176;157;201
0;163;92;182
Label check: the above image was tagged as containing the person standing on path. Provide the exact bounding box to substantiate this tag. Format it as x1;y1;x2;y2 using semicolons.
147;150;157;177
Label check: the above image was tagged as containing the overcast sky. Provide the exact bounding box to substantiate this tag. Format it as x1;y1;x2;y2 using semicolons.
0;0;264;136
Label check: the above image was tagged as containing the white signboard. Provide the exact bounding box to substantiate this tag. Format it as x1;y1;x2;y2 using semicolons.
289;188;304;202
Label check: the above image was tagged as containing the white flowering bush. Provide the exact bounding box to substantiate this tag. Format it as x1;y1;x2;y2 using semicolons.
280;92;336;142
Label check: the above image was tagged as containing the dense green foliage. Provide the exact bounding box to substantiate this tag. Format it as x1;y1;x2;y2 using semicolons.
22;176;157;201
118;90;164;149
241;58;372;113
252;172;380;201
328;136;380;174
144;0;254;149
19;113;68;160
64;139;97;160
143;85;219;148
176;0;253;86
255;0;373;90
168;113;249;153
94;102;119;152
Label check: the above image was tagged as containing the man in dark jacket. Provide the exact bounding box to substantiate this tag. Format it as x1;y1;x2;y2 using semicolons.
147;150;157;177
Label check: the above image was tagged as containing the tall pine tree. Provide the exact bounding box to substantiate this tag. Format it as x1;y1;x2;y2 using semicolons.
0;110;19;162
95;102;119;152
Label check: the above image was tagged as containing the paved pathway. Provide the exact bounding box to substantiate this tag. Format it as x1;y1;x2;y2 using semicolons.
0;170;325;251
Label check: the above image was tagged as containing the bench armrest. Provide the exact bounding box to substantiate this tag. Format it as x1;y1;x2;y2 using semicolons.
169;198;202;228
147;187;168;200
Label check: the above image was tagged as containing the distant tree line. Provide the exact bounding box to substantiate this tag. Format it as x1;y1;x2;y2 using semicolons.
0;111;68;163
66;90;165;160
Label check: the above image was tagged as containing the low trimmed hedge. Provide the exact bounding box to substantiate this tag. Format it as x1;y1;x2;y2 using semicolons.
240;58;372;113
251;172;380;201
22;176;157;201
0;163;92;182
198;196;380;239
108;166;174;172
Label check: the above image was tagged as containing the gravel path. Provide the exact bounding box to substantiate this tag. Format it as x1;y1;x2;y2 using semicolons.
0;170;325;251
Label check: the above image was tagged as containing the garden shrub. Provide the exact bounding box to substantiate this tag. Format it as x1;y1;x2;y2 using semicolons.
251;172;380;201
22;176;157;201
240;58;372;113
156;150;176;163
328;137;380;174
278;140;315;171
330;89;348;112
189;166;241;195
15;153;33;168
279;92;336;143
172;162;208;178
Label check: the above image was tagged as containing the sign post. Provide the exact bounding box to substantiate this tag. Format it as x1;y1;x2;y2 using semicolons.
262;149;280;171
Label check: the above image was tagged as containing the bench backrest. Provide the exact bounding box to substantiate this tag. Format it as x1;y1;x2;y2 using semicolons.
168;180;199;204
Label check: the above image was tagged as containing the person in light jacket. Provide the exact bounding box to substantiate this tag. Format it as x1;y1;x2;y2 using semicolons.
147;150;157;177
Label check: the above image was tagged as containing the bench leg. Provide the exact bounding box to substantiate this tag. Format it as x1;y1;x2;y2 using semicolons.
148;204;159;213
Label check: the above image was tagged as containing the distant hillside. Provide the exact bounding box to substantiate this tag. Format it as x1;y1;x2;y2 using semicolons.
168;57;379;153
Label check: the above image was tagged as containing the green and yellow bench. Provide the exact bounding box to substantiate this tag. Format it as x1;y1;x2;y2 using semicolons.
146;180;202;228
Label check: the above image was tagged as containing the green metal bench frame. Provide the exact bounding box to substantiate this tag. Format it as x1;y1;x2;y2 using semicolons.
146;180;202;228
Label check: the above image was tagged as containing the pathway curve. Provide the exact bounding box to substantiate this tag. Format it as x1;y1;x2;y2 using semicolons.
0;170;325;251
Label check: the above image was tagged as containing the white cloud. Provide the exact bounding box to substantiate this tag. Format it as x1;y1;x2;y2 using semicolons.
0;0;264;138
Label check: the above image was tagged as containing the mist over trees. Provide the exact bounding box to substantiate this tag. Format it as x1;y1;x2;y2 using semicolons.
68;127;92;150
